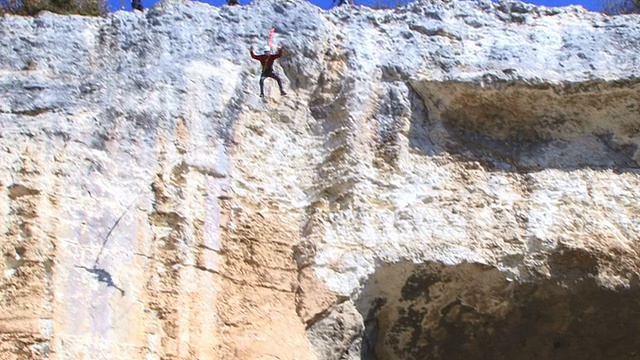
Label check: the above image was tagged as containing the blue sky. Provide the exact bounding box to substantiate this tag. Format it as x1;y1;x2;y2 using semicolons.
108;0;601;14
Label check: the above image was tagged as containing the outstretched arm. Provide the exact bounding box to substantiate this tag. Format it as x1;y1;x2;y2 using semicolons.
249;46;259;60
272;46;284;59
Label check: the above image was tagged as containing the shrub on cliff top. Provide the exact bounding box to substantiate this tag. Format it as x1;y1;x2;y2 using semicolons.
1;0;108;16
369;0;412;9
603;0;640;14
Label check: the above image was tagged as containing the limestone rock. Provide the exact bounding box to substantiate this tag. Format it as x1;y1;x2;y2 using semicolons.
307;301;364;360
1;0;640;358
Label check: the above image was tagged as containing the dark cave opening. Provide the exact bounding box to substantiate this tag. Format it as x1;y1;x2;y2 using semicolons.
357;260;640;360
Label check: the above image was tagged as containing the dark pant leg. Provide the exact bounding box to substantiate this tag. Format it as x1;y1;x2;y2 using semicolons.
259;74;266;96
260;70;285;95
268;72;284;93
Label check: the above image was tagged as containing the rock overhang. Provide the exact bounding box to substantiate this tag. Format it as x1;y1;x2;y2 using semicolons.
410;77;640;170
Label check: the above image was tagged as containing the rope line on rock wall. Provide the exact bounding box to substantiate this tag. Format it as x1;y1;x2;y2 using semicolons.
93;143;222;265
78;143;224;297
93;196;139;267
308;82;348;112
268;26;276;48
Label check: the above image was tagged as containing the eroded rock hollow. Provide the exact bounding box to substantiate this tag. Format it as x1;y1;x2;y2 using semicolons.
358;257;640;360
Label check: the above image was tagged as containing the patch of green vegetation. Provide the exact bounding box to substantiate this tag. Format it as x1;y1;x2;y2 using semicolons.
1;0;108;17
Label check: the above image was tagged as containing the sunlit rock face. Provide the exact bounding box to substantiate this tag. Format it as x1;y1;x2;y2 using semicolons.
0;0;639;358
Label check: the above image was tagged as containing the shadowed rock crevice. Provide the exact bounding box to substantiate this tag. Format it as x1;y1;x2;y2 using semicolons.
373;84;410;169
410;79;640;171
356;260;640;360
306;301;364;360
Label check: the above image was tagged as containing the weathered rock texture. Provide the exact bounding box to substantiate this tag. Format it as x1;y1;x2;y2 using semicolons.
1;0;640;358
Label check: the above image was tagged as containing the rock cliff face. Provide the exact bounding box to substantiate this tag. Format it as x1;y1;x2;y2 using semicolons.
1;0;640;358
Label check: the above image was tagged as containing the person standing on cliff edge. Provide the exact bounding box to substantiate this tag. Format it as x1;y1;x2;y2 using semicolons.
132;0;143;11
250;44;287;98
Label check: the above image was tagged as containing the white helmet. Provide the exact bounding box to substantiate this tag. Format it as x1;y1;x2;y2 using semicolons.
263;45;271;53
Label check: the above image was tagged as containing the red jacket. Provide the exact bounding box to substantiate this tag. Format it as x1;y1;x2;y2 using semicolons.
250;47;284;74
